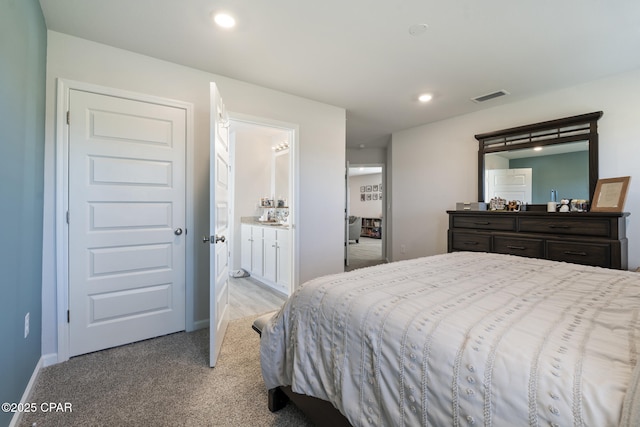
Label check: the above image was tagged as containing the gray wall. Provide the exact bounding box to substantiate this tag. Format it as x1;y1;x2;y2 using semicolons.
0;0;46;424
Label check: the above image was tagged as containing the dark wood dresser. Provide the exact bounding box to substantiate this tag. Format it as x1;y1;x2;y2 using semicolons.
447;210;629;269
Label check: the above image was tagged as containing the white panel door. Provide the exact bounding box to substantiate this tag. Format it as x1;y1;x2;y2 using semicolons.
486;168;533;203
209;83;230;367
68;89;186;357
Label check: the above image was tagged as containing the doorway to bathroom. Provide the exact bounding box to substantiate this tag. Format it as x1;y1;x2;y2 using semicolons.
345;164;385;271
228;115;296;318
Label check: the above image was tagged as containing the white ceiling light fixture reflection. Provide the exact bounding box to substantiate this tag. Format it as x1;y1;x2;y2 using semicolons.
272;141;289;152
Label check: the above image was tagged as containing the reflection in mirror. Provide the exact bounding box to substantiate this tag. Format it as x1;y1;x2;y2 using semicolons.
272;149;289;205
476;111;602;206
484;141;589;204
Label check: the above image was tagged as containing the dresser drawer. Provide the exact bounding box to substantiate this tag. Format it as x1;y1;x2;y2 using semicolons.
452;215;515;231
519;217;611;237
450;232;491;252
546;241;611;268
494;236;544;258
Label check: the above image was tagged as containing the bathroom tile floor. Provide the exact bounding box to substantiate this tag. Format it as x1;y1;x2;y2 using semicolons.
229;276;287;320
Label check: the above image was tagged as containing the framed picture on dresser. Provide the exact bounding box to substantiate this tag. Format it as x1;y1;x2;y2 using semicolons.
591;176;630;212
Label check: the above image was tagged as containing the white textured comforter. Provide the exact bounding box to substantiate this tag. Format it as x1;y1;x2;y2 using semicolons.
260;252;640;426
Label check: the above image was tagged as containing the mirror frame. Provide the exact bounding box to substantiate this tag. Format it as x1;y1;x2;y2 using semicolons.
476;111;603;205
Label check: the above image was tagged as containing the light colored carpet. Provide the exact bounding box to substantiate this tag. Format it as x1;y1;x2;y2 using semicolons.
19;316;311;427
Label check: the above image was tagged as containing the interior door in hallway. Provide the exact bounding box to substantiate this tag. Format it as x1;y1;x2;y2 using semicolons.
68;89;187;357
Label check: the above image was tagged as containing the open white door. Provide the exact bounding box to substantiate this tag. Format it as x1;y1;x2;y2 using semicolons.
345;161;350;267
209;83;230;367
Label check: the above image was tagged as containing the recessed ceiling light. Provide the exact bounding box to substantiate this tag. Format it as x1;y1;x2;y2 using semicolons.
418;93;433;103
409;23;429;36
213;13;236;28
534;147;543;151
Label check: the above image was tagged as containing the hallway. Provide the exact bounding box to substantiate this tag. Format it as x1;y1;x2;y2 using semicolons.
345;236;385;271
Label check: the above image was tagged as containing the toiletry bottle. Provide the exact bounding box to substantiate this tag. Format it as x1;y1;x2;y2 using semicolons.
548;189;558;212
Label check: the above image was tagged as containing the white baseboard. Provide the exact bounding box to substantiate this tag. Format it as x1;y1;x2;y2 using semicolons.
9;356;43;427
42;352;59;367
193;319;209;330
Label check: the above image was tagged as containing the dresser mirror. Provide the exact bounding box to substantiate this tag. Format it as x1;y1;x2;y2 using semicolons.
477;112;602;205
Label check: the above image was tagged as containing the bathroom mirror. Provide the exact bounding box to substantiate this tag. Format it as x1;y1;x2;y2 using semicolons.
272;149;289;205
477;111;602;205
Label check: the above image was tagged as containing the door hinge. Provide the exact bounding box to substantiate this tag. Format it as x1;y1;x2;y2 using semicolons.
67;310;70;323
66;111;70;125
66;211;70;224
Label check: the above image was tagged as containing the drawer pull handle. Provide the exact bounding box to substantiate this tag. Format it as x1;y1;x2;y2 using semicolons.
564;251;587;256
474;222;490;225
549;225;570;229
463;241;479;245
507;245;526;250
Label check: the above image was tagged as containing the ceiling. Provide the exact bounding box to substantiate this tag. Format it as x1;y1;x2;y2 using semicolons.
38;0;640;148
349;167;382;177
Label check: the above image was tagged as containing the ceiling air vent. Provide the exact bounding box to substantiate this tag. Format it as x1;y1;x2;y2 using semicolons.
471;90;510;104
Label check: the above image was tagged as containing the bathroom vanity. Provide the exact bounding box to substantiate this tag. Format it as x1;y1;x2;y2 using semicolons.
241;221;290;294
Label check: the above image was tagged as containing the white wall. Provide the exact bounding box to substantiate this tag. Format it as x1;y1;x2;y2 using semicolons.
347;147;386;165
233;131;273;218
349;174;383;218
231;130;273;270
390;67;640;269
41;31;346;358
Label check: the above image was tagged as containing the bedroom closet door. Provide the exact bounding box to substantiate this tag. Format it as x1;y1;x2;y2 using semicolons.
208;83;230;367
67;89;187;357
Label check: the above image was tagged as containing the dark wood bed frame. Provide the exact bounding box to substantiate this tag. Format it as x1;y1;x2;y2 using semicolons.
268;386;351;426
252;313;351;426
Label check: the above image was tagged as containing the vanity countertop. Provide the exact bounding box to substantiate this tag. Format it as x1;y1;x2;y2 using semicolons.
241;216;289;228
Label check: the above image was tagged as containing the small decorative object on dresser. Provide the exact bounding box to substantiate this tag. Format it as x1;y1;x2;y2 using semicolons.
507;200;521;211
455;202;487;211
447;210;629;269
489;197;506;210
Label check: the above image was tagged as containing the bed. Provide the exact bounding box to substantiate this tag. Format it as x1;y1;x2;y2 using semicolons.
259;251;640;426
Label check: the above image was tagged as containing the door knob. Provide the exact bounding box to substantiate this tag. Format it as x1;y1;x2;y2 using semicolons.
214;235;226;243
174;228;183;235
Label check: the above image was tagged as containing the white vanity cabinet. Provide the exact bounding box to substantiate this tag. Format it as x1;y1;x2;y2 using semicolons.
263;227;290;292
241;224;263;277
241;223;290;294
